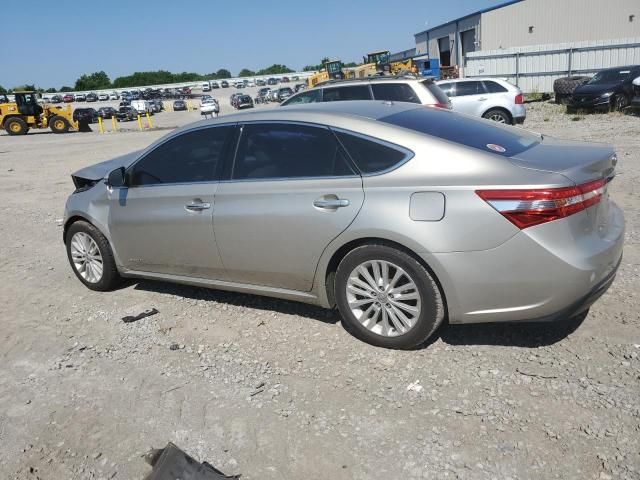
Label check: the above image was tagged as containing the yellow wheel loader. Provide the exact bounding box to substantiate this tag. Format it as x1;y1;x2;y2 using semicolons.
0;91;90;136
307;60;347;88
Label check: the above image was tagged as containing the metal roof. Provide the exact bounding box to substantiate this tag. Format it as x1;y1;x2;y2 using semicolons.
414;0;524;36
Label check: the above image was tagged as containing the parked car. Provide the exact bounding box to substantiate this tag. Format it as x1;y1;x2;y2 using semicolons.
130;100;151;114
98;107;118;119
235;81;245;89
200;99;220;116
173;100;187;111
148;99;162;113
568;65;640;112
115;106;138;121
75;93;86;102
281;77;451;110
221;81;229;88
436;78;525;124
63;94;74;103
63;101;624;349
50;95;63;103
631;75;640;108
109;91;119;100
73;107;98;123
86;93;98;102
236;94;254;109
281;76;290;83
211;81;220;89
276;87;294;102
256;79;266;86
98;93;109;101
255;88;271;104
202;82;211;92
267;77;278;85
294;83;307;93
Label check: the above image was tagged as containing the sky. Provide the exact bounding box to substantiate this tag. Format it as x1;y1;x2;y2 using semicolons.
1;0;507;89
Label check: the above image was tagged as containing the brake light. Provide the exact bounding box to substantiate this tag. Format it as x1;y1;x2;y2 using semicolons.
476;178;607;229
430;102;451;110
515;93;523;104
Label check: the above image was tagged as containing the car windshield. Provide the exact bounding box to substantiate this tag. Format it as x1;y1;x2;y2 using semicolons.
380;107;540;156
587;68;634;84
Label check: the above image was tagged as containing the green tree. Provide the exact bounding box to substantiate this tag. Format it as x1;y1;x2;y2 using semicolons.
45;87;57;93
0;85;7;95
256;64;294;75
215;68;231;79
238;68;255;77
74;71;111;91
60;86;73;92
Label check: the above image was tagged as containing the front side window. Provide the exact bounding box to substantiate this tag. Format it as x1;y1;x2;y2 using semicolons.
282;89;322;105
371;83;420;103
128;126;232;186
232;123;355;180
322;85;372;102
335;131;409;174
454;81;484;96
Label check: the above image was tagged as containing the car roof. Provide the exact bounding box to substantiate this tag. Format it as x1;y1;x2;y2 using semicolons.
316;75;427;88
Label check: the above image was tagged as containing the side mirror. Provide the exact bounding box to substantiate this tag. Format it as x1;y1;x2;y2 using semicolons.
633;76;640;87
106;167;126;188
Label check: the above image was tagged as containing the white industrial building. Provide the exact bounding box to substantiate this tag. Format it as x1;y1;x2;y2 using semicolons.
414;0;640;67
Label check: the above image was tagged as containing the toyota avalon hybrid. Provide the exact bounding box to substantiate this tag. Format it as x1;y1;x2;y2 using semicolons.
63;101;624;349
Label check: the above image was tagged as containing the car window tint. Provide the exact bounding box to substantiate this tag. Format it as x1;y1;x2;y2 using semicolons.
128;126;232;186
282;89;322;105
454;81;484;96
380;107;540;156
335;131;408;174
371;83;420;103
322;85;372;102
233;123;355;180
420;81;451;104
437;82;454;97
483;81;508;93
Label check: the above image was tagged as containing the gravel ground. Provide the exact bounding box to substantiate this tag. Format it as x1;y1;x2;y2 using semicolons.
0;101;639;480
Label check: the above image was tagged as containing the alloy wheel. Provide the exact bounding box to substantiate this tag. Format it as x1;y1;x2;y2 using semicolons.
70;232;104;283
346;260;421;337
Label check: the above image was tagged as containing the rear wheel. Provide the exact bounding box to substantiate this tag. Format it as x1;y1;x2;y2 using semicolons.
5;117;28;135
65;221;121;291
612;94;629;111
335;244;445;349
50;115;70;133
482;109;511;124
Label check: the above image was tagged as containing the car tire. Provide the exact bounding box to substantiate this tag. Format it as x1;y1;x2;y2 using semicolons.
482;109;511;124
5;117;28;135
65;220;121;292
553;76;590;96
612;94;629;112
335;244;445;349
50;115;70;133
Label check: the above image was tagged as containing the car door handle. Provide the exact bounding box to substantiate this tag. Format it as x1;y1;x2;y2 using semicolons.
185;202;211;211
313;198;350;209
478;97;488;101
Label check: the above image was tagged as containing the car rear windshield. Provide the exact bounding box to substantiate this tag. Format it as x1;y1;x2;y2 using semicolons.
420;81;450;105
380;108;540;156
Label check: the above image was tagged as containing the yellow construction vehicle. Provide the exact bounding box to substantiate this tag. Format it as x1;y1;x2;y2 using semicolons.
307;60;346;88
0;91;88;136
353;50;392;78
390;58;418;76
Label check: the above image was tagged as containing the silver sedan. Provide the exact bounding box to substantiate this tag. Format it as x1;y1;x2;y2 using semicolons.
63;101;624;349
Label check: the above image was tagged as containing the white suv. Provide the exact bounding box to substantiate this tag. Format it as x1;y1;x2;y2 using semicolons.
280;76;451;109
436;78;525;125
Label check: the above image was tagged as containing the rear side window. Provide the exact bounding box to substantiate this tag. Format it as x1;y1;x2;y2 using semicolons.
371;83;420;103
420;81;450;104
282;89;321;105
233;123;355;180
128;126;232;185
336;131;409;174
454;81;484;96
437;82;454;97
323;85;372;102
380;108;540;156
483;81;508;93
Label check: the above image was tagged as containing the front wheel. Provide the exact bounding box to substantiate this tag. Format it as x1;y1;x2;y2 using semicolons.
65;221;121;291
50;115;70;133
335;244;445;349
612;94;629;111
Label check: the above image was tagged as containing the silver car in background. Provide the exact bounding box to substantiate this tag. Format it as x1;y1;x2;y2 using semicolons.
63;101;623;349
436;77;526;124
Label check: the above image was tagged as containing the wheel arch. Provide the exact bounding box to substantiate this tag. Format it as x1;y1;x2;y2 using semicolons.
482;106;513;124
321;237;449;319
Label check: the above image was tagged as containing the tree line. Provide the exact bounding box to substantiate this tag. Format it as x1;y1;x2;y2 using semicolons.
1;64;299;94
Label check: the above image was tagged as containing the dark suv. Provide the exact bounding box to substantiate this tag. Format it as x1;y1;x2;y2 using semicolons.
568;65;640;112
73;108;98;123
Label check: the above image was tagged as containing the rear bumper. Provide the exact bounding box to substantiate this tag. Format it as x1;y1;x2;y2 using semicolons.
423;201;625;324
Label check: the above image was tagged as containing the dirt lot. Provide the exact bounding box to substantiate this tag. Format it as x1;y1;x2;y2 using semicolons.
0;102;639;480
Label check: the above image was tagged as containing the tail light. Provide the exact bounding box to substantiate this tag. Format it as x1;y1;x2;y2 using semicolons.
430;102;452;110
476;178;607;229
515;93;523;104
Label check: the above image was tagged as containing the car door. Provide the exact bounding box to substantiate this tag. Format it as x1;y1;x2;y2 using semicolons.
108;125;234;279
213;122;364;291
447;81;488;117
